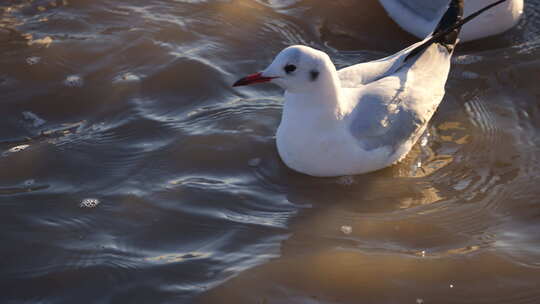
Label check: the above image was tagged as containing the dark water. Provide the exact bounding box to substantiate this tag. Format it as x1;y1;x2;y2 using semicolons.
1;0;540;303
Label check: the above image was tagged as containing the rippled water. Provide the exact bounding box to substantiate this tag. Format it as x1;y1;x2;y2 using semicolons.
1;0;540;303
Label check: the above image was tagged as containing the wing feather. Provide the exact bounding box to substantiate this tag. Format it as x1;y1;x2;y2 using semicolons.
347;76;425;153
346;43;451;152
338;38;429;88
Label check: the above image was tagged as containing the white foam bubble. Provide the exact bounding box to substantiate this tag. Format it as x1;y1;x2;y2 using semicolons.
340;225;352;235
80;198;100;208
453;55;483;65
113;72;141;83
26;56;41;65
8;145;29;153
64;75;84;87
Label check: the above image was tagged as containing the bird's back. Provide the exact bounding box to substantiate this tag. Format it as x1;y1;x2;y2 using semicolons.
343;42;451;159
338;0;463;165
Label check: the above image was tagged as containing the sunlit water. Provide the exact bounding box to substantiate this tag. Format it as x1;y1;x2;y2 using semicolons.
1;0;540;303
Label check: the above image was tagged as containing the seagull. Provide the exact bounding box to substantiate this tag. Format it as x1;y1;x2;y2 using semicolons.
233;0;506;177
378;0;523;42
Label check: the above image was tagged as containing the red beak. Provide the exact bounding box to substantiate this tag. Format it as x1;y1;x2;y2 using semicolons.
233;72;277;87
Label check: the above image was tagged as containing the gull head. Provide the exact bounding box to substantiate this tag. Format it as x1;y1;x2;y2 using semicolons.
233;45;334;93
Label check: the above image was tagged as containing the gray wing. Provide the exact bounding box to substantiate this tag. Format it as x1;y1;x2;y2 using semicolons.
346;43;452;153
347;41;453;152
348;84;425;153
345;1;461;152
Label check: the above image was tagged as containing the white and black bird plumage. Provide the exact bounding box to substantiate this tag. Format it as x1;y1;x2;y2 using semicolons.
378;0;523;42
234;0;506;177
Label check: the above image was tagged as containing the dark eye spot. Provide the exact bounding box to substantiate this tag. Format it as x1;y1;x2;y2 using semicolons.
310;70;319;81
284;64;296;74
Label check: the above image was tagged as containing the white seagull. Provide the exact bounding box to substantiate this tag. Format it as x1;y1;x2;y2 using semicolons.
234;0;506;177
379;0;523;42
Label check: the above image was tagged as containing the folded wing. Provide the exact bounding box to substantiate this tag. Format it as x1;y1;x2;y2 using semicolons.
346;43;448;153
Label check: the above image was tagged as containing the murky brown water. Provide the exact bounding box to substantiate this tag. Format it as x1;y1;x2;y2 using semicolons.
1;0;540;303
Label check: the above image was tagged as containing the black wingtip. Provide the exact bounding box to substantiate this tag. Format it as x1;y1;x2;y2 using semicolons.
432;0;464;48
432;0;511;48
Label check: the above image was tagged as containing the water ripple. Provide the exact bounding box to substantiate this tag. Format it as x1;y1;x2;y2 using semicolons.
2;0;540;303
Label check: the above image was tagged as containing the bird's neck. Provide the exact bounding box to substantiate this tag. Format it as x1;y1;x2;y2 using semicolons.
283;69;344;126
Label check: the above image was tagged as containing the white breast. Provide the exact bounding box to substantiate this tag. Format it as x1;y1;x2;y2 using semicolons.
276;107;394;177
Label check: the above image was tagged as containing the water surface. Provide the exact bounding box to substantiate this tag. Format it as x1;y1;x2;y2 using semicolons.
1;0;540;303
